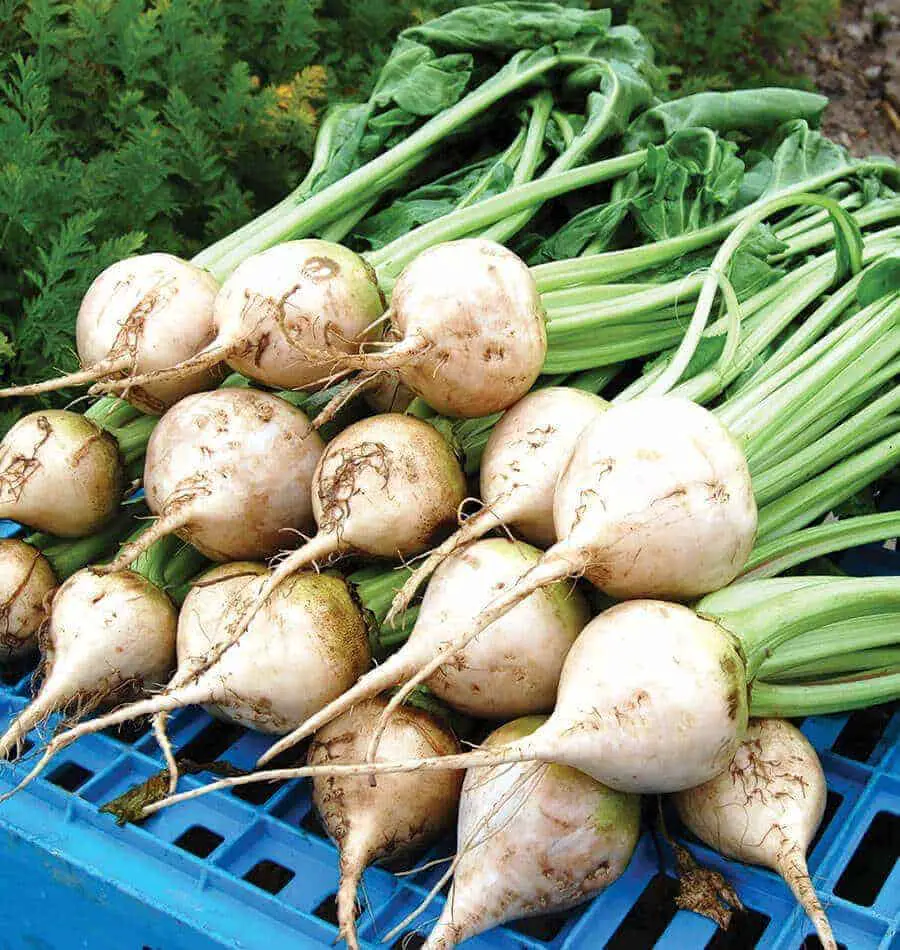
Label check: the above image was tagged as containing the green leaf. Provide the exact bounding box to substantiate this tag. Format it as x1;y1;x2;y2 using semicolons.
856;253;900;307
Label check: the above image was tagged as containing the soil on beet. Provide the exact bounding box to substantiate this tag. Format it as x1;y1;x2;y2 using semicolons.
792;0;899;158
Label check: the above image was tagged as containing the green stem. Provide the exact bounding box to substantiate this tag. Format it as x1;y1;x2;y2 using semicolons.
110;415;158;466
699;576;900;679
757;614;900;680
31;507;140;580
84;397;141;430
197;50;568;281
757;431;900;541
768;648;900;682
531;160;893;292
749;671;900;717
773;198;900;261
643;193;863;398
125;525;208;603
741;512;900;580
368;150;646;281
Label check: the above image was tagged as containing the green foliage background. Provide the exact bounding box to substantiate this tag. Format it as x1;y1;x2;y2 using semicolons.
0;0;837;416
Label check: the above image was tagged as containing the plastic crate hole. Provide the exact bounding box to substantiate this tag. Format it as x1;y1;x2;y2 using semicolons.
47;761;93;792
300;806;326;838
705;907;771;947
801;938;847;950
178;719;245;763
243;858;295;895
102;718;149;745
390;935;427;950
810;789;843;853
832;704;894;762
313;893;340;926
509;907;578;941
605;873;679;949
834;810;899;906
1;656;36;686
173;825;224;859
232;778;285;805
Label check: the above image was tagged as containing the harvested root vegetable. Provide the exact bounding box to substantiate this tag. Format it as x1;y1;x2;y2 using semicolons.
316;240;547;420
674;718;836;949
387;386;607;622
138;576;900;808
0;540;57;660
99;389;323;570
414;715;640;950
218;413;465;684
0;411;124;537
309;697;462;950
2;562;369;797
0;569;176;760
0;254;221;414
366;396;756;755
94;241;385;397
260;538;589;766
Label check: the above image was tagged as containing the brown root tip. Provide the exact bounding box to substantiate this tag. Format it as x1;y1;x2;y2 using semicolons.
776;850;837;950
671;841;744;930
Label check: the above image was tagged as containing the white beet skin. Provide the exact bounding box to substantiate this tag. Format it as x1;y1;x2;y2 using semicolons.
0;254;221;413
0;540;57;660
0;569;177;761
418;715;641;950
674;718;837;950
0;411;124;537
1;562;370;799
259;537;590;767
309;698;462;950
99;389;323;571
94;241;386;398
386;387;607;622
145;599;752;811
215;413;466;694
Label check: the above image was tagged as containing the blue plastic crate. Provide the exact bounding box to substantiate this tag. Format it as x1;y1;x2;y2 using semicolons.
0;516;898;950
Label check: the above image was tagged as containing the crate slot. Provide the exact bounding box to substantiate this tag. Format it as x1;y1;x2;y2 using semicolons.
801;938;847;949
300;806;326;838
810;789;844;853
834;810;899;906
390;935;426;950
47;761;93;792
232;778;285;805
605;873;680;949
313;893;340;926
242;858;295;895
178;719;245;762
0;656;35;686
509;906;578;941
102;718;150;745
173;825;225;859
832;705;894;762
705;907;771;947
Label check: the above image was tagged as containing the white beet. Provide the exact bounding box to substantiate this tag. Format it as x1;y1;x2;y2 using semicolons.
94;241;385;398
364;397;757;754
419;715;640;949
0;540;57;660
674;718;837;950
0;254;221;413
149;599;750;806
0;569;177;761
99;389;323;571
309;698;462;950
259;538;589;766
218;413;466;687
0;410;124;537
316;239;547;420
386;387;607;622
3;562;370;797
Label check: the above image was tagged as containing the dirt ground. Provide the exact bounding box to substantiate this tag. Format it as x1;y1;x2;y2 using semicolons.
791;0;900;158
